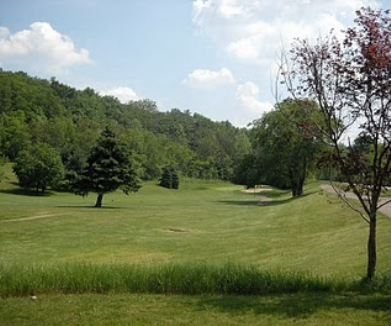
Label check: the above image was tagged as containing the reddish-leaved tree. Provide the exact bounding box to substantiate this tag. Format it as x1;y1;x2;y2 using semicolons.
279;7;391;279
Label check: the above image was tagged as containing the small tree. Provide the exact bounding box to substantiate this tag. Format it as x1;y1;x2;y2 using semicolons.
279;7;391;279
13;143;64;193
159;167;179;189
74;127;141;207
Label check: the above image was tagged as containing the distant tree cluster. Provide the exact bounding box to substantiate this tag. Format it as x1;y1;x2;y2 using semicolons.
159;167;179;189
0;69;250;196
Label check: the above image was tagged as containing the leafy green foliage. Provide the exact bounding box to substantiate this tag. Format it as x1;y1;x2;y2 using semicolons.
250;99;322;196
73;127;141;207
13;143;64;193
0;111;31;160
0;69;250;183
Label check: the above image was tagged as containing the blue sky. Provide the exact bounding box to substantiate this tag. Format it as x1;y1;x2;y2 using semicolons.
0;0;386;126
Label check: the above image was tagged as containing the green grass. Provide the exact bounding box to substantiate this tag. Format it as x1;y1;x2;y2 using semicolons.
1;261;391;297
1;293;391;326
1;176;390;276
1;164;391;325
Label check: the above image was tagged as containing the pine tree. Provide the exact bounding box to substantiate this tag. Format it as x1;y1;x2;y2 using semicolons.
159;167;179;189
74;127;141;207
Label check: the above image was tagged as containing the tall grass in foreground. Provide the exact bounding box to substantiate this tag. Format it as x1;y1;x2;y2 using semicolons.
1;262;390;297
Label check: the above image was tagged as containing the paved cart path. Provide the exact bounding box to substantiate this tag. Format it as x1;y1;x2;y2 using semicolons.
321;184;391;218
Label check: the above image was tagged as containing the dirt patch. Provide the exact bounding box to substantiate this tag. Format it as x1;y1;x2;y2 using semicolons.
241;188;272;193
168;228;192;233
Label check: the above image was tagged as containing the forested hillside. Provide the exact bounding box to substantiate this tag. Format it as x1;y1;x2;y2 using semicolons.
0;69;251;183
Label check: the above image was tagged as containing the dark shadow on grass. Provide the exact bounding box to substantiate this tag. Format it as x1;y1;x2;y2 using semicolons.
217;200;264;206
56;205;129;210
0;187;55;197
195;293;391;319
218;197;294;206
219;192;314;206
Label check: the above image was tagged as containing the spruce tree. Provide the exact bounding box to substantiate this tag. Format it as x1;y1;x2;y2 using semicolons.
74;127;141;207
159;167;179;189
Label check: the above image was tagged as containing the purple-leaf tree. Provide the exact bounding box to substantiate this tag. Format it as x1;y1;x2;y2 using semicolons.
279;7;391;279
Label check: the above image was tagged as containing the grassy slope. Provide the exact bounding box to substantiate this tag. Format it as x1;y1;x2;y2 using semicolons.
1;164;390;325
1;166;390;276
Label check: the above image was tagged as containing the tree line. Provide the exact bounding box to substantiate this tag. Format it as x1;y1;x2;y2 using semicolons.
0;68;380;199
0;69;251;186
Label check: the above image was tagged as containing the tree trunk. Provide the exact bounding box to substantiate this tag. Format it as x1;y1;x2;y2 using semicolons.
95;193;104;208
366;212;377;279
291;177;304;197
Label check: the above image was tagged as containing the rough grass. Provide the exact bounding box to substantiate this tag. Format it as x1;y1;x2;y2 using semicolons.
1;262;391;298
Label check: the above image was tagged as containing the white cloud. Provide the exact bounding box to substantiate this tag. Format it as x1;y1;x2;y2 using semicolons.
226;36;262;64
192;0;380;66
192;0;212;22
218;0;250;19
0;22;91;74
183;67;235;89
236;81;273;115
100;86;139;103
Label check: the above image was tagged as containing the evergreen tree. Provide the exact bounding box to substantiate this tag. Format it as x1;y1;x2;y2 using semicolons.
74;127;141;207
159;167;179;189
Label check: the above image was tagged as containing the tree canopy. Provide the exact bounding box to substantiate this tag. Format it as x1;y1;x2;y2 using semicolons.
0;69;250;184
251;99;321;196
13;143;64;193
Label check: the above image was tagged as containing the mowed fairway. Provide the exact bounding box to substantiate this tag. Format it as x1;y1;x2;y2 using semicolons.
1;178;391;276
1;166;391;325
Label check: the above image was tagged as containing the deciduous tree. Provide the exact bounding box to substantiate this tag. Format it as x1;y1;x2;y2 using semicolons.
13;143;64;193
252;99;320;196
279;7;391;279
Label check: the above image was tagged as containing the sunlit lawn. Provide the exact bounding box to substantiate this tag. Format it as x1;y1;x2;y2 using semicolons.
1;293;390;326
1;177;390;276
1;164;390;325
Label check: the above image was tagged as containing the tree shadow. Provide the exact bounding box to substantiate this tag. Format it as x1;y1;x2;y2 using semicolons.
55;205;129;210
217;200;265;206
193;293;391;319
219;191;315;207
0;187;55;197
